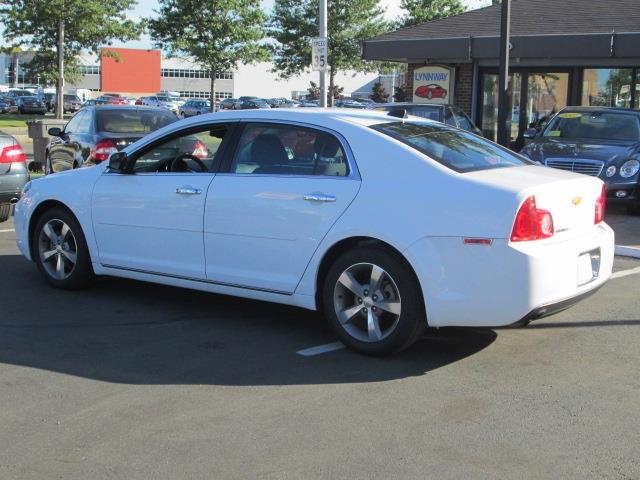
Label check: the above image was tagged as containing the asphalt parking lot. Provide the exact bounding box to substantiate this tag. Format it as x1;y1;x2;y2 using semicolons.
1;217;639;479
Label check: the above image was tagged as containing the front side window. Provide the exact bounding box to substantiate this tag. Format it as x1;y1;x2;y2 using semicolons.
231;123;349;176
131;124;229;174
542;111;640;141
371;121;532;173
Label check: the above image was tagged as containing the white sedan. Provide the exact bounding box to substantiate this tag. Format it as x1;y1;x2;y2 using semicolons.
14;109;614;355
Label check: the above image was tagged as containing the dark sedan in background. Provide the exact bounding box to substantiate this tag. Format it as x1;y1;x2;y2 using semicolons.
17;96;47;114
521;107;640;214
0;134;29;223
371;102;482;135
180;99;211;118
45;106;178;174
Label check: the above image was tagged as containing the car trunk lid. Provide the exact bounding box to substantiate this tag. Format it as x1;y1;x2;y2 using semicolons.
466;165;605;241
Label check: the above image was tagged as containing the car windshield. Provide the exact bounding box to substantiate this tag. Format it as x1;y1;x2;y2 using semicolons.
64;95;79;101
542;111;640;141
371;121;532;173
97;110;177;134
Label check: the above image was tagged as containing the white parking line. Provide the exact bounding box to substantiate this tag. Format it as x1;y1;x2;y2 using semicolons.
0;228;15;233
296;341;345;356
610;266;640;280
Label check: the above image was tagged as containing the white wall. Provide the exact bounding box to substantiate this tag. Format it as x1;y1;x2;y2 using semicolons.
233;62;381;99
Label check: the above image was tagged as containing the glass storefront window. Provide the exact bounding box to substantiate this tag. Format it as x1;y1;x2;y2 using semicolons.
636;71;640;110
526;73;568;130
582;68;633;108
480;73;521;144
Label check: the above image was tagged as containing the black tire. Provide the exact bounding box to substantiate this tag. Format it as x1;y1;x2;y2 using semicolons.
32;207;94;289
0;203;11;223
322;246;426;356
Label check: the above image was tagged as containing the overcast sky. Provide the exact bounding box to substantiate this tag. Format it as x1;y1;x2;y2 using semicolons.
120;0;491;49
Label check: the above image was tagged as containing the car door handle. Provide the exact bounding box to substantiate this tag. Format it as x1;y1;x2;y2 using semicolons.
176;186;202;195
303;192;336;203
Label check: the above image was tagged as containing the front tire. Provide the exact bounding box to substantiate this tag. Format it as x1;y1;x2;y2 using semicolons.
33;207;94;289
322;247;426;356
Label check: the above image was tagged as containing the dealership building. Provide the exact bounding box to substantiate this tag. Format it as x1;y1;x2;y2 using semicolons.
363;0;640;148
1;48;388;103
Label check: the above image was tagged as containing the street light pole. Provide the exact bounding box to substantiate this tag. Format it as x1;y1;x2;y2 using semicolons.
319;0;327;107
56;17;65;120
496;0;511;147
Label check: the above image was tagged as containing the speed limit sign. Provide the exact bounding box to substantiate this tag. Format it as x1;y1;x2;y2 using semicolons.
311;37;328;71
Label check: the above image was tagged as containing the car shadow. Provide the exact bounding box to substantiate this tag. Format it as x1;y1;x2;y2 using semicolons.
0;254;497;386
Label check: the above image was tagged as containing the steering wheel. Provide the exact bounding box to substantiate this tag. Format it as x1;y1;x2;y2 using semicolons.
169;153;208;173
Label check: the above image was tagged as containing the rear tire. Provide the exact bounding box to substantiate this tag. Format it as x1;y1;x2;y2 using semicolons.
0;203;11;223
322;246;426;356
33;207;94;289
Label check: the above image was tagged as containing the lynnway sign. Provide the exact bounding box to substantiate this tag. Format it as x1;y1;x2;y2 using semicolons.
413;65;454;104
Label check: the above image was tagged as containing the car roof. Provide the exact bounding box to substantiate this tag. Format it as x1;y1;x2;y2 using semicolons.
559;106;640;114
88;105;176;112
374;102;450;108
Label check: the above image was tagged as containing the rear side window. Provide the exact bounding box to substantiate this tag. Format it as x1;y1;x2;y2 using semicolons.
97;110;177;134
371;121;532;173
231;123;349;176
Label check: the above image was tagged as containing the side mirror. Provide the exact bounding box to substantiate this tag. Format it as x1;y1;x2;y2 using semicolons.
523;128;538;139
48;127;62;137
108;152;128;172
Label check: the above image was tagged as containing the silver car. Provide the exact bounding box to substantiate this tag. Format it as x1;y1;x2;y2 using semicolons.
0;134;29;223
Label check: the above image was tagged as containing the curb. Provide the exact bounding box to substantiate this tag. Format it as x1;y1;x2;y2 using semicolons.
615;245;640;259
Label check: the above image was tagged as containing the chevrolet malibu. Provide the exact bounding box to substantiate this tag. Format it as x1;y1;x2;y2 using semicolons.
14;109;614;355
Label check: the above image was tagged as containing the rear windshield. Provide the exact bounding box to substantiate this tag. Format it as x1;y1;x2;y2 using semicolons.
97;110;177;134
371;121;532;173
542;111;640;141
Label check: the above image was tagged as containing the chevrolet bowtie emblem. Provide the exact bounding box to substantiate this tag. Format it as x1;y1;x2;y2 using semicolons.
572;196;582;206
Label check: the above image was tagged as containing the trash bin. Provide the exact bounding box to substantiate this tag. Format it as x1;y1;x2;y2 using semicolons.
26;119;68;171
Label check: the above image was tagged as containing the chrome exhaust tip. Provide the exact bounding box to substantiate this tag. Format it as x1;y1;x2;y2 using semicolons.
10;197;19;205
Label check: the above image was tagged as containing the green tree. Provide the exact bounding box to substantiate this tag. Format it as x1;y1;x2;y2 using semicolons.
393;85;410;102
147;0;270;111
370;81;389;102
269;0;390;106
398;0;465;28
0;0;141;117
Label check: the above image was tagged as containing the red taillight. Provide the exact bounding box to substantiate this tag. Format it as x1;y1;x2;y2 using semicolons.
510;196;554;242
192;140;208;159
90;139;118;163
595;184;606;224
0;144;26;164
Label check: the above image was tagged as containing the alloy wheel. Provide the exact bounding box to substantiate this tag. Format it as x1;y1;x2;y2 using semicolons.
333;262;402;343
37;219;78;280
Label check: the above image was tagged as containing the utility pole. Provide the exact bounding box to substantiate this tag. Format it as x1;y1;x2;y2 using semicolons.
496;0;511;147
56;17;65;119
319;0;327;107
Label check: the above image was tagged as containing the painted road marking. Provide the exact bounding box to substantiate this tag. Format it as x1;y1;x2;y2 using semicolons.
0;229;15;233
296;341;345;356
610;266;640;280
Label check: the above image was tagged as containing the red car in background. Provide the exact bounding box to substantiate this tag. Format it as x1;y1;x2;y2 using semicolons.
415;84;448;100
97;94;128;105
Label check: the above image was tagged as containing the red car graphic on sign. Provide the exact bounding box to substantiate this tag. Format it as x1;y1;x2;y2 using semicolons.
415;84;448;100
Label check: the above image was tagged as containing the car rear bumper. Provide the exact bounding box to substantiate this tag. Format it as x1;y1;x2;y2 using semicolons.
404;223;615;327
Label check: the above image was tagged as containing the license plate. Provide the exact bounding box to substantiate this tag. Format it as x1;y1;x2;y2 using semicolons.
577;248;600;286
